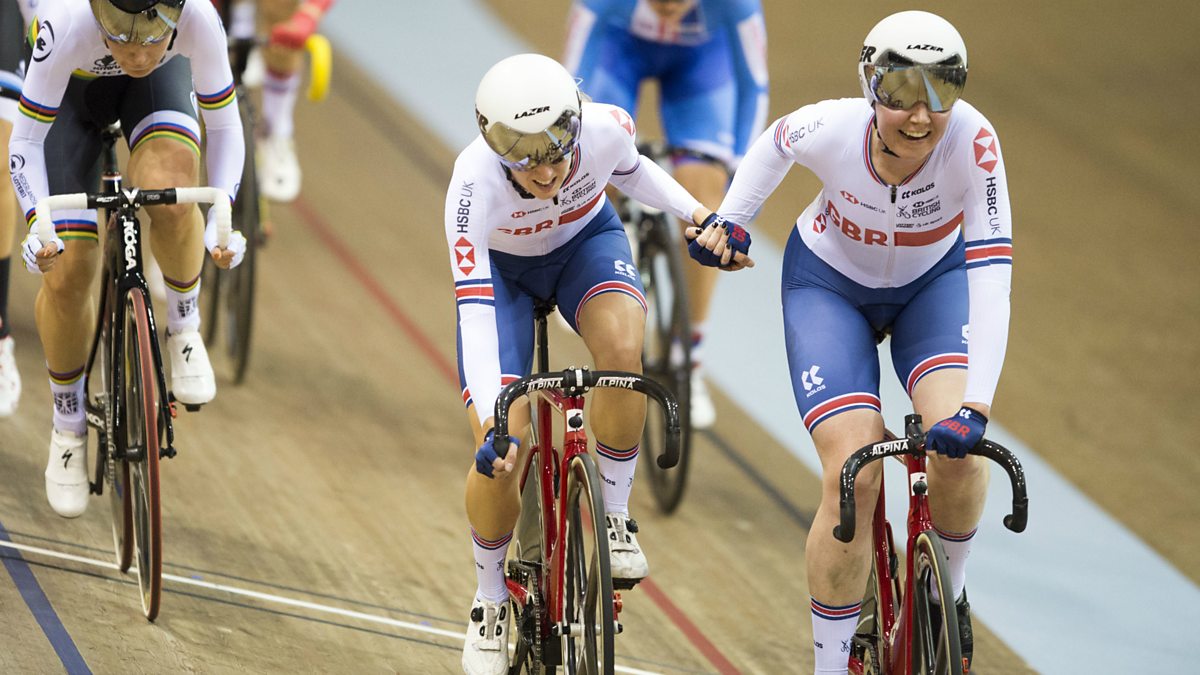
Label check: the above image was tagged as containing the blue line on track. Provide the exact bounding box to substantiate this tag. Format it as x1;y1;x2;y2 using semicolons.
0;520;91;674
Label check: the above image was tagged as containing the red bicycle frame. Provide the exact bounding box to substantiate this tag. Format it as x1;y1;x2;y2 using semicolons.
836;414;1028;675
505;382;591;631
870;451;937;672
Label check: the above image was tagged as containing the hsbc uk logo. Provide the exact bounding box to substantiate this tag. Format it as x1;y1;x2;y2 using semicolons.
801;365;825;396
454;237;476;276
974;128;998;173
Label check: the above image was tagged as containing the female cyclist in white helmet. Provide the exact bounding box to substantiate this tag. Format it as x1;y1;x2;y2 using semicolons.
449;53;749;675
699;11;1013;673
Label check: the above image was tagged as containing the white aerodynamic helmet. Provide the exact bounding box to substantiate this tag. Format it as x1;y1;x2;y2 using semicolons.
475;53;582;170
857;10;968;113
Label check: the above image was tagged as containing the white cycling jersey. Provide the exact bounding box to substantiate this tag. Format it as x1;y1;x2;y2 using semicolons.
721;97;1013;406
447;101;701;424
9;0;241;229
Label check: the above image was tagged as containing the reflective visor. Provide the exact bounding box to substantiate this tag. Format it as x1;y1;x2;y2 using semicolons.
479;109;581;171
867;64;966;113
90;0;184;45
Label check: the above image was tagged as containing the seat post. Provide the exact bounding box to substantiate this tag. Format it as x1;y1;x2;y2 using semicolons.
533;298;556;373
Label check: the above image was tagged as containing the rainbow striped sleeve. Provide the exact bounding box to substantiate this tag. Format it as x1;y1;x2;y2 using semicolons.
18;94;56;124
196;82;236;111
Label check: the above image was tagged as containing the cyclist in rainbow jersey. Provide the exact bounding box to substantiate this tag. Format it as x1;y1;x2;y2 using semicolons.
9;0;245;518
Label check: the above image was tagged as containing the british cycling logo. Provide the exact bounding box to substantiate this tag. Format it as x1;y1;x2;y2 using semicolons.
973;128;998;173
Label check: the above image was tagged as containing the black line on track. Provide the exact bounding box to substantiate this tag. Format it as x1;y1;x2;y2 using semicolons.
701;429;815;531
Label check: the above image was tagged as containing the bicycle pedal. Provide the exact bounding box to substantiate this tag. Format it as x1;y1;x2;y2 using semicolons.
183;403;203;413
162;445;177;459
612;577;641;591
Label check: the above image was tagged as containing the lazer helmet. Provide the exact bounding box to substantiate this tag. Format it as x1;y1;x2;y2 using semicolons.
857;10;967;113
475;53;582;170
90;0;185;45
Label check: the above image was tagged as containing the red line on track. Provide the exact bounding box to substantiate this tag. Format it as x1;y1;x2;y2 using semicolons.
290;198;458;385
292;197;740;675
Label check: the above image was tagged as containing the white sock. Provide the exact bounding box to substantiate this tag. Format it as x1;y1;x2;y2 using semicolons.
935;526;976;602
163;274;201;335
229;0;255;39
691;321;708;371
811;597;860;673
49;370;86;434
471;529;511;604
594;441;639;514
262;70;300;139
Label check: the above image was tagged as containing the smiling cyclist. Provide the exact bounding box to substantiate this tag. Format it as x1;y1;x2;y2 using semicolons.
698;11;1014;673
9;0;246;518
449;53;748;675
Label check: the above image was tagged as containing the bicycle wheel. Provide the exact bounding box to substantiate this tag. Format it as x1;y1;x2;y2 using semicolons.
122;290;164;621
637;216;692;514
562;453;615;675
95;284;134;572
909;531;962;675
224;94;260;383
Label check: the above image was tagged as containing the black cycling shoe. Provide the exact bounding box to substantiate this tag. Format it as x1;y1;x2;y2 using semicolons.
956;590;974;671
929;590;973;672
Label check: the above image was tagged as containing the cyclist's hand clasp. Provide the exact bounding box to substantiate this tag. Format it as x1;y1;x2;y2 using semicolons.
686;212;754;270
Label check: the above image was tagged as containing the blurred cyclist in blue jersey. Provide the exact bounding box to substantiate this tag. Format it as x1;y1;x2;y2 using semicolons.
564;0;768;429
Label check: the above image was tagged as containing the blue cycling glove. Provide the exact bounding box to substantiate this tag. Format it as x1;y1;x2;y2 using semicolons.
926;407;988;459
688;213;751;268
474;429;520;478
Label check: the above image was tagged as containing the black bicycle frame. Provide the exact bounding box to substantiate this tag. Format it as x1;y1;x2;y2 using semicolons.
85;127;177;491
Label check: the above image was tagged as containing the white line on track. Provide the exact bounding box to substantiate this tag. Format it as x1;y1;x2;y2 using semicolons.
0;539;663;675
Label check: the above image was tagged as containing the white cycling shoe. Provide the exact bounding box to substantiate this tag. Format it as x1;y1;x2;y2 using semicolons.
461;595;510;675
45;429;89;518
167;330;215;406
606;513;649;584
690;371;716;430
259;134;302;203
0;336;21;417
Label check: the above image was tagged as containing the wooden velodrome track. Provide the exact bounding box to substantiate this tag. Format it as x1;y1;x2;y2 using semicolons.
1;1;1196;673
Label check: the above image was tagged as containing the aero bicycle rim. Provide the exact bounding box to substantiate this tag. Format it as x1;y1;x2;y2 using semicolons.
639;222;692;514
101;280;134;572
124;290;163;621
563;453;615;674
910;531;962;674
229;92;260;384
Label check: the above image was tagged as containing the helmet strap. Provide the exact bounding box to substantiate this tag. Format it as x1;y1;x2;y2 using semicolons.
871;116;900;158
